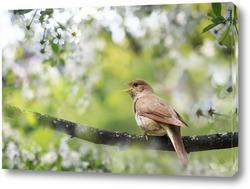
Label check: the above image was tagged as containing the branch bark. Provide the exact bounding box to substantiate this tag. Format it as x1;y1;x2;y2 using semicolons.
3;105;238;153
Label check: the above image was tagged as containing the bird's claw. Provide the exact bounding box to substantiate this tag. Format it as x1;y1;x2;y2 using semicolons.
143;132;149;143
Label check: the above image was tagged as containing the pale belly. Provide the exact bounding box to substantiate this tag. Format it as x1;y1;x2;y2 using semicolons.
135;113;166;135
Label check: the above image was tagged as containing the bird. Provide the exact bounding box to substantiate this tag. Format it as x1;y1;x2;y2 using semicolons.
122;78;189;166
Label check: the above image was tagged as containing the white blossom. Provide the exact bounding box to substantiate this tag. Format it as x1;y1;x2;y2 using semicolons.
35;38;49;48
213;40;227;49
22;149;35;162
219;76;233;99
11;11;25;24
200;99;214;117
59;137;69;159
5;142;19;160
51;28;65;45
191;99;222;124
36;47;51;60
34;14;50;29
68;27;81;44
210;24;223;38
21;25;34;36
82;161;90;169
221;22;231;31
41;151;58;165
234;97;238;114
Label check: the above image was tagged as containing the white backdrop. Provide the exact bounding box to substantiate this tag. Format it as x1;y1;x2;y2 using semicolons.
0;0;248;188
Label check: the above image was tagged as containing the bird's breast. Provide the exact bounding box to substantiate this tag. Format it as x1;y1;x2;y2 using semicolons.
135;112;160;132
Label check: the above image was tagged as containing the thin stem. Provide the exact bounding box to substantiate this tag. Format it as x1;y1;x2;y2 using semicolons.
200;114;211;119
220;22;231;43
200;112;230;118
213;112;230;117
42;28;47;40
53;18;66;30
28;9;38;27
66;29;73;34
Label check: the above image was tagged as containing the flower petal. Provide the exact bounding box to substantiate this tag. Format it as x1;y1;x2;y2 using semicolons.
57;28;63;34
53;38;59;44
59;39;65;45
219;88;227;99
28;30;34;36
51;31;57;37
207;98;213;110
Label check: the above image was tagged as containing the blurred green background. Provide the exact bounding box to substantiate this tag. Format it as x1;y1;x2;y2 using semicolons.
2;3;238;176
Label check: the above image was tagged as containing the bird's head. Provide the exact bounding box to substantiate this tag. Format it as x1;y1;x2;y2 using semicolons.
121;79;154;99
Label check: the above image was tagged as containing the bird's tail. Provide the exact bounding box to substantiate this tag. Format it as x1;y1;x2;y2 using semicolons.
164;125;189;166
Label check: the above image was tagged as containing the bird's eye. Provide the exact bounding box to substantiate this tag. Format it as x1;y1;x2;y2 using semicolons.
133;82;138;87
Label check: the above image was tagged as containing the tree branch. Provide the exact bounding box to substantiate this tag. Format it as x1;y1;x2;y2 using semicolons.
3;105;238;153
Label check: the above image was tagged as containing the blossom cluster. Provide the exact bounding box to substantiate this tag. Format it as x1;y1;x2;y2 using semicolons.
10;9;82;62
2;122;110;172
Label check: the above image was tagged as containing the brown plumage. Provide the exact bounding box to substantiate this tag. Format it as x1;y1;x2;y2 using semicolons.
122;79;189;166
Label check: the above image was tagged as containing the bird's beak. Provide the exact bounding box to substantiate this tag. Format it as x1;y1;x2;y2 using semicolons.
121;82;132;93
121;88;131;92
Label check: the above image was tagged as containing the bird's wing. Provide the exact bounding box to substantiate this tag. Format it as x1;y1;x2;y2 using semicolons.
172;108;188;127
135;95;188;127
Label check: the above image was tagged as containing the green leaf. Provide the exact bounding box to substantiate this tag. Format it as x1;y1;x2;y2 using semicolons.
211;16;225;24
51;43;59;54
202;23;218;33
44;9;54;15
16;9;33;14
51;59;57;67
40;9;54;17
233;5;238;34
207;12;214;17
59;58;65;66
212;3;222;17
234;25;238;36
43;57;53;64
233;5;237;19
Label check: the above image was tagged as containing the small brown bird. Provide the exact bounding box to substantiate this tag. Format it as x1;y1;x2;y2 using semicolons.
122;79;189;166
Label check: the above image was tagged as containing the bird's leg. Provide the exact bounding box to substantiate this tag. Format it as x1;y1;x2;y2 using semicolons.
143;132;149;143
164;134;171;142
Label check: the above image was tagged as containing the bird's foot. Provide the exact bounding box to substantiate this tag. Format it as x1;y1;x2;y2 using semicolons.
143;132;149;143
